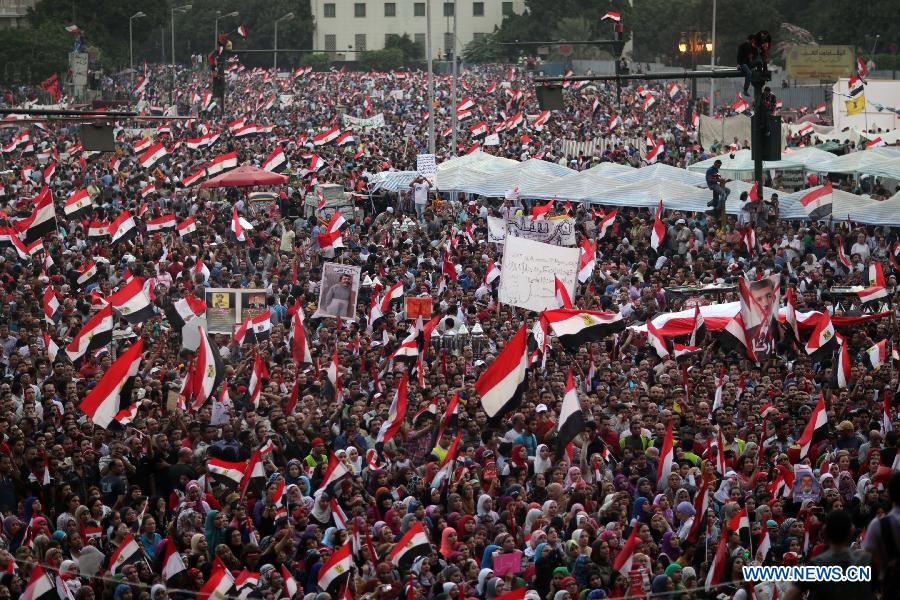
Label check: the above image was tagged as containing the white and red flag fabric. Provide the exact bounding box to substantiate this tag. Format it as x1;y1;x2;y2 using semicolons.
650;200;665;250
554;276;573;309
78;339;144;429
318;542;352;591
601;11;621;21
799;181;833;219
644;141;665;164
108;211;137;244
597;209;617;240
107;278;155;323
237;24;247;38
555;369;585;458
138;142;168;169
656;419;674;491
389;521;432;570
376;373;409;447
313;126;341;145
475;324;529;420
796;394;828;460
578;238;596;283
262;146;287;172
613;526;641;576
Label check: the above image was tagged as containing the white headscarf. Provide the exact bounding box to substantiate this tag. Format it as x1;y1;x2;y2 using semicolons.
534;444;553;475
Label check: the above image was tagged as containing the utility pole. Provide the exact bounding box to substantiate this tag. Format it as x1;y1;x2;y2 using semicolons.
450;0;458;155
709;0;717;116
426;0;435;154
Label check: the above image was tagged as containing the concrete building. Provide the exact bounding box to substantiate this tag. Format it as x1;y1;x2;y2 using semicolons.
310;0;525;61
0;0;36;29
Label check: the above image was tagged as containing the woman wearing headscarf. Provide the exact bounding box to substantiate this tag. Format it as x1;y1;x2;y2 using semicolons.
534;444;553;475
440;527;459;560
476;568;494;596
535;543;567;600
631;497;651;524
309;493;336;529
204;511;227;555
659;531;681;561
23;497;45;524
480;543;500;569
2;516;25;552
476;495;499;526
485;577;506;600
346;446;364;474
589;536;614;590
651;574;673;600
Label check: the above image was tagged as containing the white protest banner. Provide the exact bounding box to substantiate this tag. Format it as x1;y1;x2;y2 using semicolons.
416;154;437;183
342;113;385;130
487;216;577;246
483;133;500;146
498;236;579;312
210;392;230;425
390;89;404;100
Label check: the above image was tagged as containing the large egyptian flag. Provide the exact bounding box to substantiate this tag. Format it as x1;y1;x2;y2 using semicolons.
66;305;114;362
207;457;248;488
160;537;187;582
376;373;408;449
21;564;57;600
262;146;287;173
17;186;57;244
79;338;144;429
556;369;584;458
199;564;235;600
318;541;352;591
612;526;641;576
475;324;529;420
64;188;93;218
291;307;313;364
109;210;138;244
656;419;674;491
192;327;224;410
108;533;143;575
107;278;156;323
542;309;625;351
165;296;207;331
389;521;432;570
799;181;833;220
316;452;350;496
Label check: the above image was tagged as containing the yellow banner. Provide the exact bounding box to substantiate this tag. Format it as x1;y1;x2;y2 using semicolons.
845;93;865;115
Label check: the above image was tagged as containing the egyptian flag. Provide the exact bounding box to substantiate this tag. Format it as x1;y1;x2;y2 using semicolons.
647;319;670;359
247;351;269;409
644;142;665;164
109;211;138;244
17;187;56;244
686;476;711;543
108;533;143;575
799;181;833;219
316;452;350;496
727;507;751;534
207;151;238;176
718;313;752;358
542;309;625;351
597;209;617;240
43;288;60;325
186;131;220;150
649;201;666;251
79;338;143;429
291;308;313;364
181;167;205;187
76;260;99;287
858;261;887;304
796;394;828;460
139;142;168;169
234;310;273;344
262;146;287;173
64;189;93;218
785;287;800;341
389;521;432;570
833;334;852;389
382;281;404;309
755;530;772;565
475;324;529;420
531;199;554;221
325;349;341;400
192;328;224;410
235;570;260;595
836;235;851;270
207;458;247;488
688;304;706;346
21;564;57;600
556;369;584;458
882;394;894;435
578;238;596;283
613;526;641;576
313;126;341;145
66;306;114;362
107;278;156;323
656;419;674;491
865;339;887;371
199;565;235;600
177;216;198;237
804;314;837;363
704;528;729;592
601;10;621;20
318;542;352;592
431;432;461;490
281;565;299;598
146;214;177;232
376;373;408;447
554;276;573;309
485;260;501;285
161;537;186;582
231;207;252;243
165;296;207;331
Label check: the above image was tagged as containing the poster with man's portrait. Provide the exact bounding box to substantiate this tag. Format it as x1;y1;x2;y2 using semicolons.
205;289;238;334
739;274;781;362
315;263;361;319
240;291;268;322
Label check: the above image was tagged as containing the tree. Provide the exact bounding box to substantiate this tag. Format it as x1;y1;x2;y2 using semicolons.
385;34;423;61
301;53;331;71
552;17;610;60
360;48;404;71
462;33;506;64
0;20;72;84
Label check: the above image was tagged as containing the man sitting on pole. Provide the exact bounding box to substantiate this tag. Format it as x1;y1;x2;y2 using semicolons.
706;159;730;213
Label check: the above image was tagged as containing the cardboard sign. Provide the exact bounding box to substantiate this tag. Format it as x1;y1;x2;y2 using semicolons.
405;297;433;319
416;153;437;183
498;236;579;312
487;215;577;246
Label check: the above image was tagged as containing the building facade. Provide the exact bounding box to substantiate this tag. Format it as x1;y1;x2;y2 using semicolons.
0;0;36;30
310;0;525;60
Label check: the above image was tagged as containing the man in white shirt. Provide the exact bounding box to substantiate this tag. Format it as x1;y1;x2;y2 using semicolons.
850;233;871;262
409;176;430;221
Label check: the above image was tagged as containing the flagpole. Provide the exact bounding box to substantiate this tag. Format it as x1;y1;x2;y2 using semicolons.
426;0;435;154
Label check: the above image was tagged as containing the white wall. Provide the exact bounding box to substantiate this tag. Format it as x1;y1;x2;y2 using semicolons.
832;79;900;133
311;0;525;59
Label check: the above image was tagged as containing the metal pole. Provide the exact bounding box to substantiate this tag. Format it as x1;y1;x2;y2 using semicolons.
450;0;458;155
161;28;166;65
214;15;218;51
171;8;176;105
274;20;279;71
709;0;716;116
130;19;134;88
426;0;435;154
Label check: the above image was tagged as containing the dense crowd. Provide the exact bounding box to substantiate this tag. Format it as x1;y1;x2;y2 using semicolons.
0;55;898;600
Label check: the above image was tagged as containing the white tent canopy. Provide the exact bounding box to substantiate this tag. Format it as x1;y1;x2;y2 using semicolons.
687;149;806;177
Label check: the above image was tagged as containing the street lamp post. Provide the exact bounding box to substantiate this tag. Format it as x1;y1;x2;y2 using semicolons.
274;12;295;72
426;0;434;154
129;11;146;88
214;10;239;50
678;30;712;124
171;4;192;106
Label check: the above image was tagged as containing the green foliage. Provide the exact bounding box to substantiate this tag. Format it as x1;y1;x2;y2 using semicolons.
360;47;404;71
0;20;72;84
385;33;423;61
462;33;507;64
301;53;332;71
23;0;313;72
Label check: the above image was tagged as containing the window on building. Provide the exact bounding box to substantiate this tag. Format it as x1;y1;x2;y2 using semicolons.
414;33;426;47
443;2;454;16
473;2;484;16
354;3;366;17
414;2;425;16
324;34;337;52
384;2;396;16
444;32;455;54
386;33;399;46
323;3;336;17
355;33;367;52
502;1;514;16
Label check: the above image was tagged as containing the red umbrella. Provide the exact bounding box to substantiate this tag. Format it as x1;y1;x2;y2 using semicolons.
198;165;288;188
